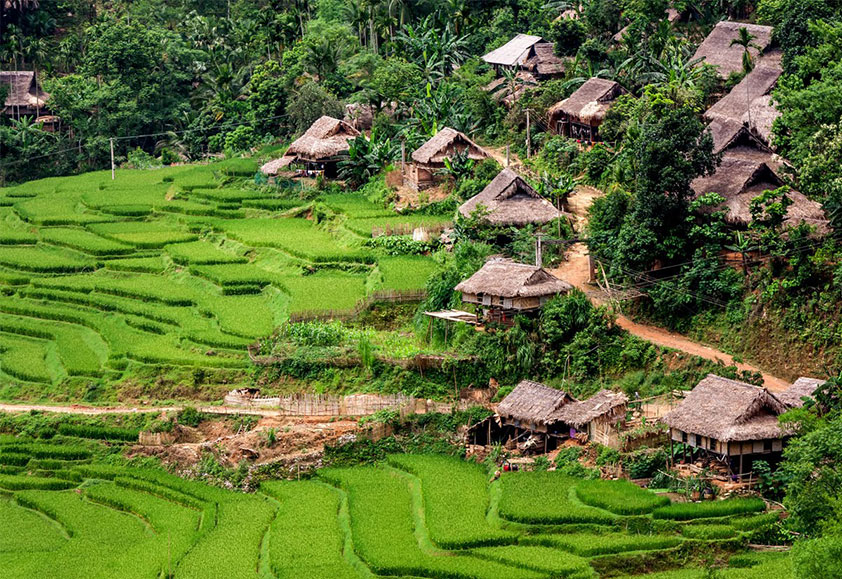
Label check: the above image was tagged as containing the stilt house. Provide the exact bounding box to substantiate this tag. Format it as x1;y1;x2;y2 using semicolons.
260;116;360;178
663;374;822;478
458;168;564;226
557;389;629;448
547;78;624;142
454;259;571;324
1;71;50;120
692;21;774;79
409;127;488;191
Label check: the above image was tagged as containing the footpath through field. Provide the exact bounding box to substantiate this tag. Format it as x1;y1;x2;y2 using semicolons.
552;185;790;392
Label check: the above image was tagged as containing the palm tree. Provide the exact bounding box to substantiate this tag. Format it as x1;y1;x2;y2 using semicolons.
730;27;761;74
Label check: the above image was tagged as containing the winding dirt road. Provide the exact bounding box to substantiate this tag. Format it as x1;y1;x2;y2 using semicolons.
553;185;790;392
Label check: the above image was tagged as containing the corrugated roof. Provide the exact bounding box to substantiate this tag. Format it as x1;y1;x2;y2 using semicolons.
482;34;545;67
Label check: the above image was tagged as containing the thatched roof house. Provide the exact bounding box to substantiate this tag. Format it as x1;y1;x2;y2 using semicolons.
482;34;545;69
704;53;783;150
455;259;571;323
458;168;564;226
691;155;827;230
778;377;826;408
548;78;624;142
707;118;769;156
522;43;567;79
664;374;796;476
557;389;629;447
692;21;774;78
497;380;576;431
408;127;488;190
261;116;360;178
1;71;49;118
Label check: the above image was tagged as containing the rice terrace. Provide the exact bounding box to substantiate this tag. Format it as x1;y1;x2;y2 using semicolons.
3;0;842;576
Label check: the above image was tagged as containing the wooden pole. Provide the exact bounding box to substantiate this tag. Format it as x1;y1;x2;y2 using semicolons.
401;139;406;177
526;109;531;158
110;138;115;180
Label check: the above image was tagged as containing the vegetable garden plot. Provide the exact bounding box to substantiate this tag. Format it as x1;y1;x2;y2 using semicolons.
387;454;517;548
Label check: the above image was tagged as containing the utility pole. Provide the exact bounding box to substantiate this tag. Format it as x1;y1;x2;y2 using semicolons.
526;109;531;158
110;138;115;181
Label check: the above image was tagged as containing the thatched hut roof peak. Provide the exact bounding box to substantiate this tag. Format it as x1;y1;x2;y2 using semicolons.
1;70;48;109
778;377;826;408
261;116;360;174
483;34;546;67
454;259;572;299
458;168;564;226
556;389;629;428
411;127;488;165
663;374;790;441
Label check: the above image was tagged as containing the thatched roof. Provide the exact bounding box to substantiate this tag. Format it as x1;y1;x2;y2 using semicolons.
707;118;770;156
458;168;564;226
691;155;827;229
743;95;780;147
1;71;48;110
557;389;629;428
663;374;790;442
523;43;567;77
482;34;545;67
547;78;623;126
411;127;488;165
497;380;576;425
455;259;572;298
692;21;774;78
704;61;782;127
778;377;826;409
261;116;360;174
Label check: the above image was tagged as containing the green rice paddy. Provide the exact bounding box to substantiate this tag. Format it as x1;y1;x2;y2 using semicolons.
0;441;790;578
0;161;445;387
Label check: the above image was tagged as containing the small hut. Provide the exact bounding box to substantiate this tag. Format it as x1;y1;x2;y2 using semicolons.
455;259;571;324
777;377;826;409
663;374;794;478
547;78;624;142
692;21;774;79
409;127;488;191
1;71;50;120
521;43;567;80
482;34;546;72
557;389;629;448
691;155;827;231
261;116;360;179
458;168;564;226
493;380;577;452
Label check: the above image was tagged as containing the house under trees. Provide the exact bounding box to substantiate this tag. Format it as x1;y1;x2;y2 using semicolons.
547;78;624;143
1;71;51;122
454;258;572;325
408;127;488;191
260;116;360;179
692;21;774;79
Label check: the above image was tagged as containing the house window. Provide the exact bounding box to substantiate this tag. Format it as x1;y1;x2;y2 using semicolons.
710;438;717;451
764;440;773;453
681;431;688;443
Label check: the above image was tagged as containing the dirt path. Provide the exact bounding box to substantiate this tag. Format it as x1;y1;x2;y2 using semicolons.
0;403;280;416
552;185;790;392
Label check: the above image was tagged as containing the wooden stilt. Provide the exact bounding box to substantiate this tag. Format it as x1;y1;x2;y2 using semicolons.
739;453;744;480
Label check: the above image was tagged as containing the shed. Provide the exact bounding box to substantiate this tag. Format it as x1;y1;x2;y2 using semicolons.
777;377;826;409
458;168;564;226
691;155;827;230
547;78;624;142
455;259;571;324
692;21;774;79
1;71;49;119
557;389;629;448
522;43;567;79
482;34;545;70
261;116;360;178
408;127;488;191
663;374;793;477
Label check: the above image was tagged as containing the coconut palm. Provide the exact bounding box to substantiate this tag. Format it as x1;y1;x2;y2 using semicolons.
730;27;761;74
